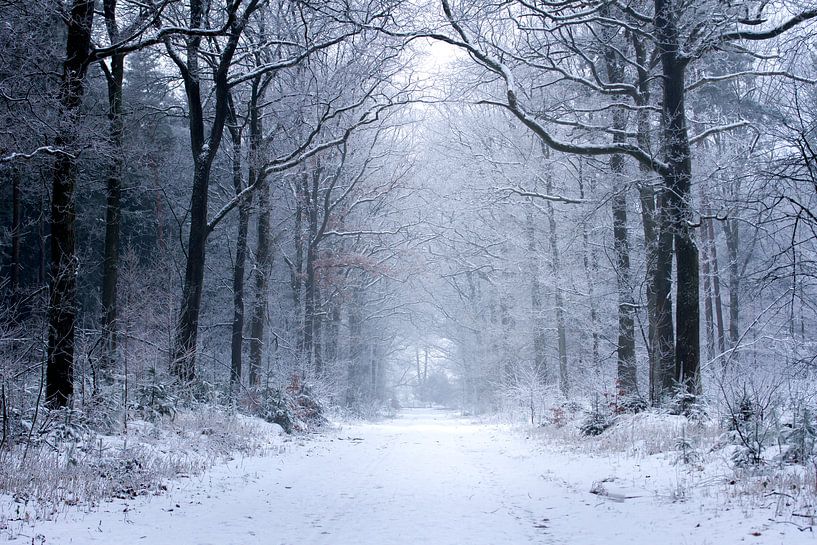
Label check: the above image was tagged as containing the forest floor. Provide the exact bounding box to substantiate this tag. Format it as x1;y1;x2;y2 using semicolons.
2;408;814;544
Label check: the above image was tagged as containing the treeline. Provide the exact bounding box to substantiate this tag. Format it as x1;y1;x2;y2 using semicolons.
1;0;817;432
0;0;417;431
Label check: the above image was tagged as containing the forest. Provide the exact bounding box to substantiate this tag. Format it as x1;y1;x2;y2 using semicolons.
1;0;817;542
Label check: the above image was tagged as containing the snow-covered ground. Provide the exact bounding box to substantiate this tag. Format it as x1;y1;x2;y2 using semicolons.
3;408;814;544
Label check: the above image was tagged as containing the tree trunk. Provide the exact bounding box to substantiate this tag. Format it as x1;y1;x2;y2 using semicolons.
46;0;95;408
415;346;423;385
313;273;324;376
638;185;660;401
170;0;252;381
303;164;321;374
601;2;636;396
325;302;341;365
247;88;268;388
293;173;305;352
610;163;638;397
698;187;726;358
346;286;366;403
545;179;569;397
724;218;740;347
706;216;726;354
653;190;676;396
248;182;270;388
101;51;125;372
632;33;661;403
700;222;715;360
655;0;700;395
228;117;250;394
525;206;547;381
577;174;600;370
10;168;20;306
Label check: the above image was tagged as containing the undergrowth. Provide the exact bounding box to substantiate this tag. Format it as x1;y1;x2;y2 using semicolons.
0;405;283;536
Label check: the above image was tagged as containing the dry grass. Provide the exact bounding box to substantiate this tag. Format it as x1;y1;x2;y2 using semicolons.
525;405;817;528
0;406;282;533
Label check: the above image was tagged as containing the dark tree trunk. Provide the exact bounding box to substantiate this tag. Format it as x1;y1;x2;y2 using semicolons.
101;51;124;372
228;114;250;394
724;218;740;347
248;181;270;388
611;163;638;396
655;0;700;395
10;168;21;305
170;0;257;381
46;0;95;408
601;2;636;396
170;0;209;382
303;165;321;374
247;87;268;388
172;161;213;381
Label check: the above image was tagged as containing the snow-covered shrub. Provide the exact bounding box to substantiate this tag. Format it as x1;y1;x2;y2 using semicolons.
579;401;615;436
245;387;295;433
722;388;777;467
134;382;177;421
780;408;817;464
674;427;701;465
546;405;567;428
288;378;327;430
731;442;764;467
668;388;707;420
616;394;649;415
242;376;327;434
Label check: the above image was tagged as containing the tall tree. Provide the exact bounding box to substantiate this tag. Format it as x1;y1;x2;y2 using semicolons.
45;0;96;407
166;0;261;381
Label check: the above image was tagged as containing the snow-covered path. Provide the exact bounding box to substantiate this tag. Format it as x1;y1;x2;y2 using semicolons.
8;409;810;544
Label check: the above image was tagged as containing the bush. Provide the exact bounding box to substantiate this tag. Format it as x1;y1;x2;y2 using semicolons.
722;388;773;467
579;401;615;436
781;408;817;464
668;388;706;420
252;388;295;433
134;382;177;421
617;394;649;415
674;428;701;465
242;374;327;434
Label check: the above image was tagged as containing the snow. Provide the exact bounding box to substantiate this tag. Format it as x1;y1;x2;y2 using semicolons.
3;409;814;544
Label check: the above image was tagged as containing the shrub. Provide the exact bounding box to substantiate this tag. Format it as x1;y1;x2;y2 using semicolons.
134;383;177;421
579;400;615;437
781;408;817;464
617;394;649;415
242;374;327;434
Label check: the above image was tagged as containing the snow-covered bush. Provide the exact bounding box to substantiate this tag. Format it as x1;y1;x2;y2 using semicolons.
135;382;177;421
674;427;701;465
722;388;776;467
244;387;295;433
242;375;327;434
780;408;817;464
579;400;615;437
668;388;707;420
616;394;649;415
